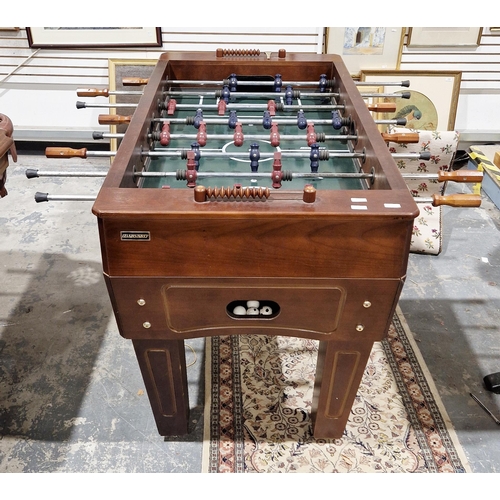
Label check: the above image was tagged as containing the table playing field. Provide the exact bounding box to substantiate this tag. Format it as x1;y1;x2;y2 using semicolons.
140;90;364;192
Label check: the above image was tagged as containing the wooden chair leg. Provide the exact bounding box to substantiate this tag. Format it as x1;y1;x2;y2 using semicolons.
132;338;190;436
311;339;374;439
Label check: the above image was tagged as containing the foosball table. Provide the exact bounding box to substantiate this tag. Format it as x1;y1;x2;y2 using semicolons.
32;50;482;439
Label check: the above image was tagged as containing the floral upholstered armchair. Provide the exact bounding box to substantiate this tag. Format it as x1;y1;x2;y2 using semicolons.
386;127;460;255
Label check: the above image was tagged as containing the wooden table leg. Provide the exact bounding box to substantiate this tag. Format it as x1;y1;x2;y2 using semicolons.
311;338;374;439
132;338;190;436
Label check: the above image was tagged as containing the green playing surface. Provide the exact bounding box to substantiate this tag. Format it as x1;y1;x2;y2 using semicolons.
140;90;365;192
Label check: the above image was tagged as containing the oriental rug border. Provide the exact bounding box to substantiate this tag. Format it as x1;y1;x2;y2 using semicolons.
202;307;470;473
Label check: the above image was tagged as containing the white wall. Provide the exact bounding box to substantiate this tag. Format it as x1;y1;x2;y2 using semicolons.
399;27;500;144
1;27;499;145
0;27;324;141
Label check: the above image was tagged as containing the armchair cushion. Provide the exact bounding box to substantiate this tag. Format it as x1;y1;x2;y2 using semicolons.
386;128;459;255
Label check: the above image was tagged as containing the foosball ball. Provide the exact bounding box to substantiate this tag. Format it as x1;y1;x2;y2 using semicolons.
29;50;482;439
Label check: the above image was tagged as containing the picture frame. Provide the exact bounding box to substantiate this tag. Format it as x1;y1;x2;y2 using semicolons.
357;85;387;132
325;27;405;76
407;27;483;48
108;59;158;151
26;27;162;49
359;70;462;131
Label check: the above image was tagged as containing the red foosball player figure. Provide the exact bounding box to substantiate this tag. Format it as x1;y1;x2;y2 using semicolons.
0;113;17;198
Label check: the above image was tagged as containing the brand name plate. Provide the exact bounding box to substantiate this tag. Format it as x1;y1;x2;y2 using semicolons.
120;231;151;241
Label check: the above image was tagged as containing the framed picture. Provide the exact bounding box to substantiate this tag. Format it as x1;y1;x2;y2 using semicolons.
407;27;482;48
325;27;405;76
27;27;162;49
359;70;462;131
108;59;158;151
357;85;389;132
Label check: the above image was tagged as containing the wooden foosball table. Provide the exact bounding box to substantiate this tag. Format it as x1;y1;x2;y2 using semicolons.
83;50;421;439
33;50;481;439
24;49;473;441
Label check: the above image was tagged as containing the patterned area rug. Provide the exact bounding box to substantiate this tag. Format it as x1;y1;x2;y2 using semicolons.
202;308;470;473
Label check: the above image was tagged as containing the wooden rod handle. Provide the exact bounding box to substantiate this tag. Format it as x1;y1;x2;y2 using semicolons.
382;132;420;144
45;147;87;159
77;88;109;97
431;194;482;207
98;114;132;125
122;77;149;86
438;170;484;183
367;103;397;113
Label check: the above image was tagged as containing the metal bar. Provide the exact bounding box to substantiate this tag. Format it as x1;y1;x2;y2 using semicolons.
165;90;339;99
161;103;345;112
26;169;107;178
165;79;331;88
360;92;411;99
470;393;500;425
355;80;410;87
146;150;364;159
35;192;97;203
76;101;138;109
138;171;373;179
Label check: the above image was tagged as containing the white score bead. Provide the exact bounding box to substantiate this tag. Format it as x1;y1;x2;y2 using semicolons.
247;300;260;308
246;307;260;315
233;305;247;315
260;306;273;316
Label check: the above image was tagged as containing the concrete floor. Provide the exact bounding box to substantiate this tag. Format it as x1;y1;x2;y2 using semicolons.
399;174;500;473
1;150;499;473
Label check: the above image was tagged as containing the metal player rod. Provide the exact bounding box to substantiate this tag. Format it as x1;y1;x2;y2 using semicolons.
143;169;477;181
138;171;374;180
360;92;410;99
168;90;407;99
165;102;408;113
26;169;108;178
34;192;97;202
375;119;407;125
151;149;369;160
156;117;328;126
153;134;423;149
77;81;410;98
152;132;357;143
392;152;431;160
165;90;340;99
170;103;347;112
33;192;482;207
152;117;349;128
96;103;400;126
355;80;410;87
77;101;137;109
154;116;407;127
44;147;430;161
34;190;311;203
27;169;481;184
91;119;407;141
79;92;409;111
164;79;335;88
84;101;347;112
93;132;123;140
